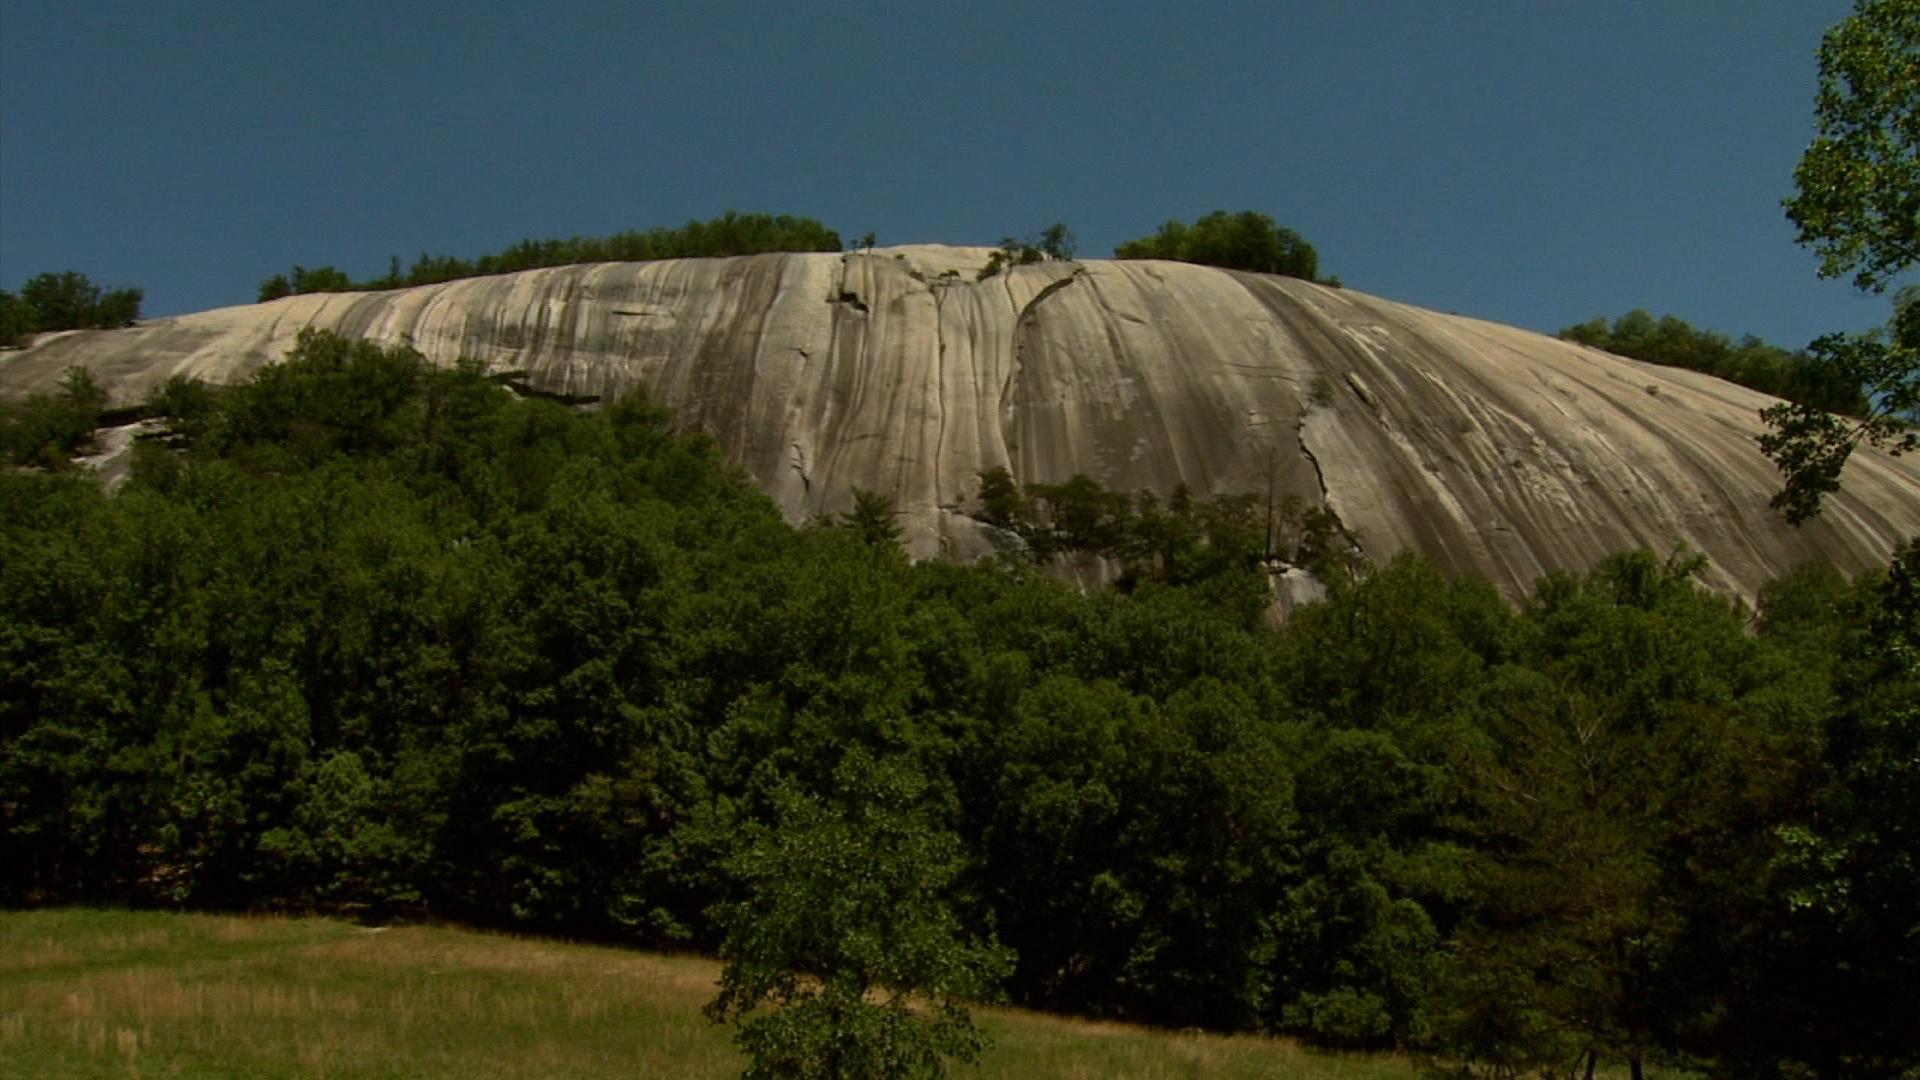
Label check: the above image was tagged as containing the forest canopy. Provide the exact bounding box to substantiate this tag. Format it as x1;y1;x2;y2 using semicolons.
256;211;845;301
1559;309;1869;415
2;331;1915;1078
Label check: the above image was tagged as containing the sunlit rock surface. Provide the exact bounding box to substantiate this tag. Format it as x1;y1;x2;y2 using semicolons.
5;244;1917;601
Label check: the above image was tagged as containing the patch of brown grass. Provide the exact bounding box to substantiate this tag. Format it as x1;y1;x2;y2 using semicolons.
0;909;1417;1080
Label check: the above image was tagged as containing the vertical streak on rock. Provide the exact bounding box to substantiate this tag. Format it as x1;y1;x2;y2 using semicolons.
996;272;1022;440
816;256;848;457
531;273;555;388
930;281;948;506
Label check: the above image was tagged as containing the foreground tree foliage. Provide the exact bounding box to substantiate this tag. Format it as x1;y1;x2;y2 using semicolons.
2;331;1916;1077
1760;292;1920;522
706;754;1011;1079
1764;0;1919;521
1783;0;1920;294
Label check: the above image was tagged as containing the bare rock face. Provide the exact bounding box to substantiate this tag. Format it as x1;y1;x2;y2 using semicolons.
4;245;1916;601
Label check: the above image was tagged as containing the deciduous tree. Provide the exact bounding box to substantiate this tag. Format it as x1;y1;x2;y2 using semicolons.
1765;0;1920;518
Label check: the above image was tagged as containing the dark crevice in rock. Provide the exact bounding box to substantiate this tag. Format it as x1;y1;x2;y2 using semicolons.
828;254;872;313
492;371;600;406
1002;266;1088;459
790;441;812;497
96;403;154;427
1296;417;1333;510
1014;265;1087;327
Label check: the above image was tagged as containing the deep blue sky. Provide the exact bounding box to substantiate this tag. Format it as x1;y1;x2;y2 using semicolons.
0;1;1896;347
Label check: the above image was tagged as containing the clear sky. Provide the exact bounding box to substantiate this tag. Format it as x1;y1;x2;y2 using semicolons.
0;0;1896;347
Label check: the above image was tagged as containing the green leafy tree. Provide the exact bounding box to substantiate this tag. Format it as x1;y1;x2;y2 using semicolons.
0;366;109;467
13;271;142;332
257;274;293;303
1560;310;1865;414
92;287;142;327
1115;211;1322;282
706;753;1011;1079
973;466;1026;530
1765;0;1920;519
1038;223;1076;260
291;265;354;294
19;272;101;330
0;290;34;345
1711;542;1920;1078
1427;551;1777;1079
213;328;426;464
1760;293;1920;522
840;487;904;548
976;235;1045;280
1784;0;1920;293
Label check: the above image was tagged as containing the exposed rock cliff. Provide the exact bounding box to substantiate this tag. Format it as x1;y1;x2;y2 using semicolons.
4;245;1916;600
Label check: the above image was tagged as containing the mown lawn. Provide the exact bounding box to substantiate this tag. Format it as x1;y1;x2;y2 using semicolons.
0;908;1414;1078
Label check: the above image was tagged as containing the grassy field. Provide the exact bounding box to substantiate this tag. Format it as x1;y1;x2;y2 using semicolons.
0;908;1414;1079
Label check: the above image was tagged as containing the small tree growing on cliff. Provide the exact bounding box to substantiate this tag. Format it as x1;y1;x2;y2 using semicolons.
1038;223;1076;260
840;487;905;549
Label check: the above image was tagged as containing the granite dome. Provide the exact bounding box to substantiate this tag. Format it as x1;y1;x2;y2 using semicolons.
5;245;1916;601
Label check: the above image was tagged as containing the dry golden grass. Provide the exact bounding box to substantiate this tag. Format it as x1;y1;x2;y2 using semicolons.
0;908;1415;1079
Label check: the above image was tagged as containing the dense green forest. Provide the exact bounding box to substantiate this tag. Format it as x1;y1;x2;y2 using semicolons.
2;331;1915;1078
1559;310;1869;416
256;211;844;301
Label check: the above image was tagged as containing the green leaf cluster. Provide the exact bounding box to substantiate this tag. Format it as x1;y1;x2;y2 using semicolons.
1765;0;1919;521
1783;0;1920;294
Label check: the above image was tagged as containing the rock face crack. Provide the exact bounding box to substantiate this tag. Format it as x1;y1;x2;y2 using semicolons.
1002;264;1087;450
1296;417;1330;503
1015;265;1086;327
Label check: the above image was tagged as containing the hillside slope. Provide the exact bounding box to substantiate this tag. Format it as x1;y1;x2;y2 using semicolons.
4;245;1915;599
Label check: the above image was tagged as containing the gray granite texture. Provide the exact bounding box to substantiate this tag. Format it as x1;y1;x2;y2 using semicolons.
5;245;1916;602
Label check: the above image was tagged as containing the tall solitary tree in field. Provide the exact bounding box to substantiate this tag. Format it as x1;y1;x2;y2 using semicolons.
706;753;1010;1080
